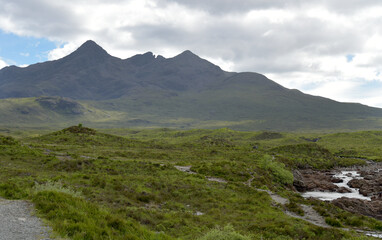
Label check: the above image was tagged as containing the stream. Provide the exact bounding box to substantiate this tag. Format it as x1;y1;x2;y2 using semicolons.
298;168;382;238
301;170;371;201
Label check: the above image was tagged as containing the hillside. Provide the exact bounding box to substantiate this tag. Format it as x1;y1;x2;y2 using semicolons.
1;40;382;131
0;96;121;128
1;127;382;239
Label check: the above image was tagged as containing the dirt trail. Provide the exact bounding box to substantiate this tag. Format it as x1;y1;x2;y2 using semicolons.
256;188;329;227
246;173;329;227
0;197;52;240
285;204;329;228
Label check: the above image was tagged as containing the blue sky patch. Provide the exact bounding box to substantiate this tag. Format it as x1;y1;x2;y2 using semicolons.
346;54;355;62
0;31;56;66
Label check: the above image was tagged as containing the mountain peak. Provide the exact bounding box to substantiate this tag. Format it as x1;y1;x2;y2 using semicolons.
181;50;194;54
126;51;156;66
67;40;111;60
176;50;198;58
171;50;223;72
79;40;104;50
171;50;207;64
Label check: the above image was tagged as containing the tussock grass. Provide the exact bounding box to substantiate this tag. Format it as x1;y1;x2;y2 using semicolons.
0;128;379;239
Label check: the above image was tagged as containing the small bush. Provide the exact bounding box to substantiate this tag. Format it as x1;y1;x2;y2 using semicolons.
0;135;19;145
325;217;342;227
32;191;173;240
62;126;96;135
343;216;363;227
259;155;293;185
197;225;252;240
0;182;28;199
254;131;283;140
285;202;304;216
373;221;382;231
270;143;335;169
33;180;82;198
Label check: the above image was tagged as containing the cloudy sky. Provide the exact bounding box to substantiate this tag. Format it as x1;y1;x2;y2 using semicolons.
1;0;382;107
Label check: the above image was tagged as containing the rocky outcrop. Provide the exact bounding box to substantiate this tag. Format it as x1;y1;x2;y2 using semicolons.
332;197;382;220
293;170;351;193
295;165;382;221
347;169;382;197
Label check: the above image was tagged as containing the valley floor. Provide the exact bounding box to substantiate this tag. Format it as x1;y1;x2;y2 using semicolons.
2;126;382;239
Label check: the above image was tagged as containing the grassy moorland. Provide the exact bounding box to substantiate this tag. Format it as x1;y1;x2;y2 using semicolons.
1;126;382;239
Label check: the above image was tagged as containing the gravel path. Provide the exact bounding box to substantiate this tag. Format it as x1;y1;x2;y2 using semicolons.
285;204;330;228
0;198;52;240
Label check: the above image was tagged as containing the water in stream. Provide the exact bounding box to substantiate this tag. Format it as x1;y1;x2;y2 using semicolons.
301;170;382;238
301;171;371;201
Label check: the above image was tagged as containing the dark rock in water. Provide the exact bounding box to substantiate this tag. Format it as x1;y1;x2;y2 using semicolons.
348;179;366;189
331;177;343;183
293;169;347;193
332;197;382;220
337;187;352;193
36;96;84;115
348;174;382;197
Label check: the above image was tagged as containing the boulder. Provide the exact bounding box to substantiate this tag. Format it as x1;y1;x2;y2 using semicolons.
293;170;345;193
333;197;382;220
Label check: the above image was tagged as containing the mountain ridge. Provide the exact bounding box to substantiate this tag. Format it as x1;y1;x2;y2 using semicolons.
0;40;230;99
1;40;382;131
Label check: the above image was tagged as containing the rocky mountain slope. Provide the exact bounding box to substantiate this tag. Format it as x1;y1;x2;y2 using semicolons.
1;40;382;131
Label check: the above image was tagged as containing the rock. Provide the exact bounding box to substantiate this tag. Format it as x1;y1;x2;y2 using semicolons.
331;177;343;183
333;197;382;220
348;178;382;197
293;170;307;192
348;179;366;189
364;175;374;180
293;169;344;193
337;187;352;193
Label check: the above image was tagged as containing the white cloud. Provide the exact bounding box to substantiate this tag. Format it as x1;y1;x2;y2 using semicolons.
305;79;382;108
305;80;362;102
0;58;8;69
48;42;79;60
202;56;235;72
20;52;30;57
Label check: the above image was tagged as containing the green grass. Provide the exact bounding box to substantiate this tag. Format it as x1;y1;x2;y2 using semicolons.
33;191;173;240
0;127;380;239
319;131;382;161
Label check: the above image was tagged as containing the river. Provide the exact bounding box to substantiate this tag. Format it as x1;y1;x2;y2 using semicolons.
301;170;371;201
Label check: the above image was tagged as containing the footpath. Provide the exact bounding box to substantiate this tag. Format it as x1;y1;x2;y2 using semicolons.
0;197;52;240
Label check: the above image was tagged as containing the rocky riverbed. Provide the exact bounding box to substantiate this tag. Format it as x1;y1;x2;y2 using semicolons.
294;163;382;220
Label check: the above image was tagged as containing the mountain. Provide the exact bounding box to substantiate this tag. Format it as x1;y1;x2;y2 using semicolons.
1;40;382;131
0;40;229;100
